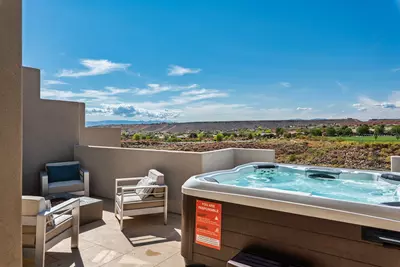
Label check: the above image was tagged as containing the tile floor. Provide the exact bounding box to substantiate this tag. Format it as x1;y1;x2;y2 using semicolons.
23;198;185;267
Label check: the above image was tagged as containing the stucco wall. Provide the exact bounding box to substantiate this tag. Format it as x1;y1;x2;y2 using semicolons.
74;146;204;213
0;0;22;266
234;148;275;165
22;67;121;195
74;146;275;214
391;156;400;172
22;68;82;195
201;149;235;173
80;127;121;147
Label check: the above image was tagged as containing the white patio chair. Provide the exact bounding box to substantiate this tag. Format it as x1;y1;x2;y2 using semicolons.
22;196;80;267
114;169;168;230
40;161;89;197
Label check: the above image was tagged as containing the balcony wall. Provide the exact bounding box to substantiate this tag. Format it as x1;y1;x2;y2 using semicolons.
22;67;121;195
392;156;400;172
0;0;22;265
79;127;121;147
74;146;275;214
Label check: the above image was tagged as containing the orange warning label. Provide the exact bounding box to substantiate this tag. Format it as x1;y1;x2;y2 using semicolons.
195;199;222;250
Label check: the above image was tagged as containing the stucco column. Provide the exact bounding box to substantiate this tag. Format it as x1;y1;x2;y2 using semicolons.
391;156;400;172
0;0;22;266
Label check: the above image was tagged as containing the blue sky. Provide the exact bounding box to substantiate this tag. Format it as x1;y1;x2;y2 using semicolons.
23;0;400;122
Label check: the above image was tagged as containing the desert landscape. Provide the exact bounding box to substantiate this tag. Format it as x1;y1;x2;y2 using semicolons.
100;118;400;171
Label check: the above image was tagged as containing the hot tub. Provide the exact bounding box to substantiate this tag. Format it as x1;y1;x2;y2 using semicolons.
181;163;400;267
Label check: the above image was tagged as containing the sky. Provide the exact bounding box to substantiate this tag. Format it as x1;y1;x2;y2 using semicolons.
23;0;400;122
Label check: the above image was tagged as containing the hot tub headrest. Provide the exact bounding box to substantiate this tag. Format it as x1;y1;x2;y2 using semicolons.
381;173;400;182
253;163;277;169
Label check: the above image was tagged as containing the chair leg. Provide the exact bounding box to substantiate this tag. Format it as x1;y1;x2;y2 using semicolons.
164;206;168;225
35;246;45;267
35;216;46;267
164;188;168;225
71;202;80;249
120;205;124;231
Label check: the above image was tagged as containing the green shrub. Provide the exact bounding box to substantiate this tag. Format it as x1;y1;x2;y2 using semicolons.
215;133;223;142
198;132;205;141
288;154;296;162
275;127;284;137
310;128;322;136
325;127;336;137
283;132;292;139
132;133;141;141
391;125;400;139
356;125;370;135
167;136;179;142
248;132;253;139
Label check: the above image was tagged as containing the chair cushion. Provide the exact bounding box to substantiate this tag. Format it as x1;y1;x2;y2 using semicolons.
152;188;165;198
135;177;156;200
47;163;80;183
148;170;165;198
116;193;164;210
22;196;46;216
48;180;84;194
148;169;164;184
22;215;73;247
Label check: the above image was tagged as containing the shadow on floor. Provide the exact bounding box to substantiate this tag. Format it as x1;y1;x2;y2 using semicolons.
122;223;182;247
46;249;84;267
79;219;106;233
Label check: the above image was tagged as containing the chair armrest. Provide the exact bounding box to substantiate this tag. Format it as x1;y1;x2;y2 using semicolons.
115;177;144;196
121;184;167;191
116;177;144;182
39;198;80;217
80;168;89;180
40;171;49;196
80;168;89;196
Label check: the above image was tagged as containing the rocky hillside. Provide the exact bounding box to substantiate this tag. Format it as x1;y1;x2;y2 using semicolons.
122;140;400;171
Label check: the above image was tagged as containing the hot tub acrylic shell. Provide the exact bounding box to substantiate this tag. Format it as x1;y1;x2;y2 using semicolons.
181;163;400;267
183;162;400;232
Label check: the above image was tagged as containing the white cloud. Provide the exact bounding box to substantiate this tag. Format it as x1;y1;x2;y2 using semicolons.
41;86;131;104
296;107;312;111
356;95;400;110
167;65;201;76
57;59;131;78
87;104;181;120
41;89;77;100
171;89;228;105
374;102;399;109
104;86;131;94
180;89;219;96
177;104;320;122
43;80;68;85
279;82;291;88
134;83;198;95
349;92;400;118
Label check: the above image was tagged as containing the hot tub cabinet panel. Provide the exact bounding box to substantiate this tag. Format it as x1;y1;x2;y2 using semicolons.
181;194;400;267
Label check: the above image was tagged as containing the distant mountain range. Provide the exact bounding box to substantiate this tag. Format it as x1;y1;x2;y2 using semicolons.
86;120;169;127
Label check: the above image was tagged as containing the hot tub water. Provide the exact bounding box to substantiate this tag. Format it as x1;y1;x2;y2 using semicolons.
213;166;400;205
